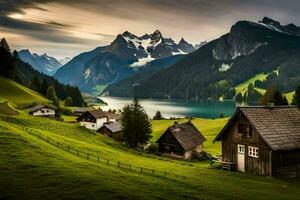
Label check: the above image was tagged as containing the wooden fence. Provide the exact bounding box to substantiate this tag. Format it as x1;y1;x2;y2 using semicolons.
18;125;186;180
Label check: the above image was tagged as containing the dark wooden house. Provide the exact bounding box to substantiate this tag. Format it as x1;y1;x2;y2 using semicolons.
74;107;92;117
214;106;300;178
156;121;206;160
98;122;124;140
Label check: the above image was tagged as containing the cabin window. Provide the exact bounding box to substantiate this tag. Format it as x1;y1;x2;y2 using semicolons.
92;124;94;128
46;110;49;113
238;123;251;137
41;110;45;113
248;146;259;158
164;146;170;151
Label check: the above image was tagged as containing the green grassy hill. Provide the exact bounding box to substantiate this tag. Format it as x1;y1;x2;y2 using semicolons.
0;76;49;107
1;109;300;199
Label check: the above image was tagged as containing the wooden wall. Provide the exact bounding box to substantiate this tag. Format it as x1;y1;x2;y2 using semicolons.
221;113;272;176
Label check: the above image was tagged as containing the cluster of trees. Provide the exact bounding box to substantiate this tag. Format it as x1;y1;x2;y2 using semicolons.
259;86;288;106
121;98;152;147
0;38;85;106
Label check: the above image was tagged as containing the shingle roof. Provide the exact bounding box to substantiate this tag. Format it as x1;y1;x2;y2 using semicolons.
29;104;54;112
159;121;206;151
214;106;300;151
105;112;122;120
103;122;123;133
74;107;91;113
89;109;107;119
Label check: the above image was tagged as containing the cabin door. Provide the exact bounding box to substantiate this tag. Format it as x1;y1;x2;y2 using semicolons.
237;144;245;172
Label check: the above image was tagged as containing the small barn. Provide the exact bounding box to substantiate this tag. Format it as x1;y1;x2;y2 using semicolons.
74;107;92;117
214;106;300;178
76;109;108;130
98;122;123;140
29;104;56;118
156;121;206;160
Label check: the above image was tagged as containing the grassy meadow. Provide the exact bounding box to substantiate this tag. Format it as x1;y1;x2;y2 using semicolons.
1;77;300;199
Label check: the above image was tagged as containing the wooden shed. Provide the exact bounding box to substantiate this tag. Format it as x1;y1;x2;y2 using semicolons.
29;104;56;118
214;106;300;178
156;121;206;160
98;122;124;140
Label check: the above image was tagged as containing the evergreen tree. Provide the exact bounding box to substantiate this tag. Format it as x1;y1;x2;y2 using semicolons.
39;79;49;95
0;38;10;52
259;86;288;106
64;97;73;107
121;98;152;147
47;86;58;103
29;76;41;91
0;46;16;79
295;85;300;108
153;110;163;120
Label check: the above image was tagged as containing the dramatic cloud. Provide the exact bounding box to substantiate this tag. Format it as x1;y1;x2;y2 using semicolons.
0;0;300;58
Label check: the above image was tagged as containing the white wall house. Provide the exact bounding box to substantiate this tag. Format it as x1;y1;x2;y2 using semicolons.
77;109;108;131
29;105;56;117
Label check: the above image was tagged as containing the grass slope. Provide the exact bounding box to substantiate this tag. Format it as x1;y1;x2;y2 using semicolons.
0;76;49;107
1;110;300;199
235;73;267;96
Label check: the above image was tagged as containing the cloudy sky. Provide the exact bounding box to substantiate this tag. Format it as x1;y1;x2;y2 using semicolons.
0;0;300;59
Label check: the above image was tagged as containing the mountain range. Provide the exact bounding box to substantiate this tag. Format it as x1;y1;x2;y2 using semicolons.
18;50;63;75
54;30;198;93
105;17;300;100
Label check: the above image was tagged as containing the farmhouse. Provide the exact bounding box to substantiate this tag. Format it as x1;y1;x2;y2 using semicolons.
29;104;56;118
76;109;108;130
156;121;206;160
214;106;300;178
98;122;123;140
74;107;92;117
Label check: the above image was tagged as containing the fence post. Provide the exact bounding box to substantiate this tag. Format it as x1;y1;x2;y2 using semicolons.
118;162;120;168
107;159;109;165
141;167;143;173
87;154;89;159
98;157;99;162
68;146;70;152
165;171;167;176
152;169;154;174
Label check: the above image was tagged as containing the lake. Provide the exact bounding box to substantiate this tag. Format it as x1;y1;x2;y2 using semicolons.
100;97;237;119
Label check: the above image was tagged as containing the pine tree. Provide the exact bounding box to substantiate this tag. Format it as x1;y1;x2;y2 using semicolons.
0;38;10;52
39;79;49;95
64;97;73;107
47;86;58;103
153;110;163;120
29;76;41;91
121;98;152;147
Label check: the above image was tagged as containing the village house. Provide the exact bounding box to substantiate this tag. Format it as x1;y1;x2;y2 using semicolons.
76;109;108;130
74;107;92;117
98;122;124;140
214;106;300;178
156;121;206;160
29;104;56;118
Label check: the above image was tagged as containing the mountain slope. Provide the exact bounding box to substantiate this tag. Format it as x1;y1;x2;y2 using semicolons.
54;30;196;93
18;50;62;75
0;76;49;106
128;18;300;100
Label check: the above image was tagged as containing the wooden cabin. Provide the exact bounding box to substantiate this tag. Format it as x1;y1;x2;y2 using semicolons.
214;106;300;178
98;122;124;140
156;121;206;160
74;107;92;117
29;104;56;118
76;109;108;130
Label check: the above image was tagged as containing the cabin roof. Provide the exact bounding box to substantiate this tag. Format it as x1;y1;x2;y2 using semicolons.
102;122;123;133
88;109;107;119
29;104;54;112
105;112;122;120
157;121;206;151
74;107;91;113
214;106;300;151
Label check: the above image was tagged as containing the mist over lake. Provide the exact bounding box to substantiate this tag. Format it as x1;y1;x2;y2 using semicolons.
100;97;237;119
